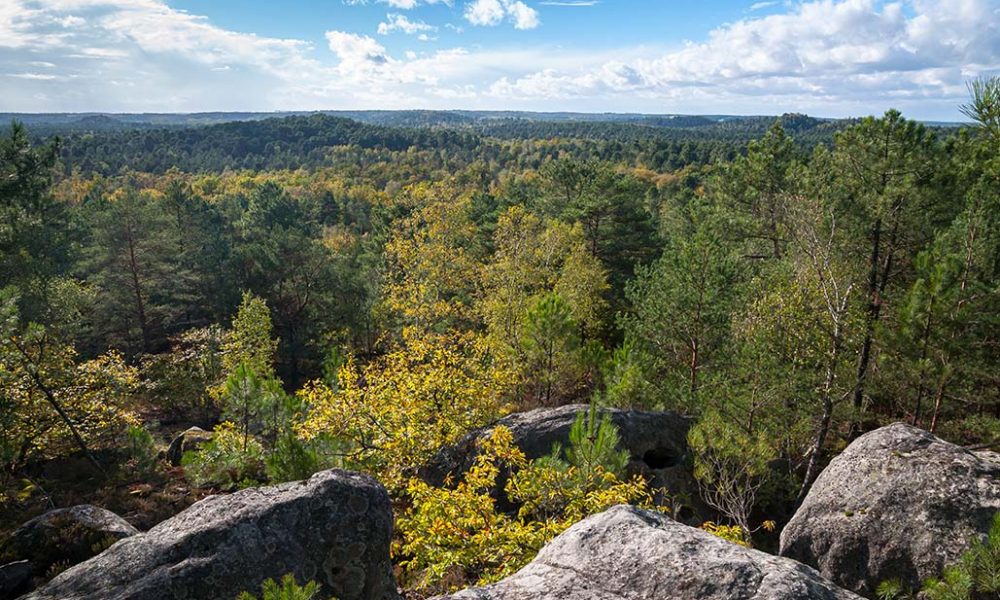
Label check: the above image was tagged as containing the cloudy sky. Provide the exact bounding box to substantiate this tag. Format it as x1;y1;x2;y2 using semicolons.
1;0;998;119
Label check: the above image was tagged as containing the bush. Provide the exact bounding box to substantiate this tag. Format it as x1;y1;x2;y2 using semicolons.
125;425;158;476
397;412;659;595
140;326;224;417
688;410;776;542
236;575;325;600
182;422;265;489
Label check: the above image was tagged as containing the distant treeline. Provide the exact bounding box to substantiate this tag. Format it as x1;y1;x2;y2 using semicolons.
15;111;882;175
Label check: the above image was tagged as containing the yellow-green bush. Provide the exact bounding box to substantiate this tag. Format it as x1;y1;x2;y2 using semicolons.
396;425;659;595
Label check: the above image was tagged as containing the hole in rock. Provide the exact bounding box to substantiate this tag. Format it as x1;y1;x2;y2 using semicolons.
642;447;679;469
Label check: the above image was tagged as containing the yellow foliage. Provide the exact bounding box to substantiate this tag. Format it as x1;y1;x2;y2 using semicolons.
1;340;140;467
481;206;608;354
382;184;484;332
297;330;513;489
699;521;752;547
396;427;659;595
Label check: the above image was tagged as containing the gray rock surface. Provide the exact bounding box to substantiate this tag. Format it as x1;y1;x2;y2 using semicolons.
0;505;138;575
434;505;862;600
420;405;703;521
22;469;399;600
780;423;1000;597
165;426;214;466
0;561;34;600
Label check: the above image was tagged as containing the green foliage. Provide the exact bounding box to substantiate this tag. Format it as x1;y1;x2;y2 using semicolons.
236;575;324;600
519;292;584;405
219;363;280;450
222;292;278;381
961;77;1000;145
922;513;1000;600
181;421;265;489
0;122;69;325
688;410;777;541
622;200;745;410
876;578;909;600
562;403;629;479
79;188;198;356
140;325;225;417
125;425;159;476
599;338;659;409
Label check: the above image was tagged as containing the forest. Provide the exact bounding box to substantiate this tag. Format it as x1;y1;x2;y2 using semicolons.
2;80;999;599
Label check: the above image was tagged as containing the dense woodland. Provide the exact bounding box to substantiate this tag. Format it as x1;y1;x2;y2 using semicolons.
2;82;999;597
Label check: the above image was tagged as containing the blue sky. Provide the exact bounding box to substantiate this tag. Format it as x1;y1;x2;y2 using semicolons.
2;0;998;119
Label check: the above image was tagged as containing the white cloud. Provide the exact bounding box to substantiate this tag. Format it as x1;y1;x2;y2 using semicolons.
344;0;453;8
0;0;997;119
326;30;392;74
378;13;436;35
6;72;62;80
507;1;540;28
465;0;505;26
464;0;540;29
485;0;1000;116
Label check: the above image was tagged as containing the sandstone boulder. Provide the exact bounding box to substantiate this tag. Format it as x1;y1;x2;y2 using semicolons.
434;505;862;600
22;469;399;600
0;561;34;600
420;405;703;521
780;423;1000;597
0;505;138;576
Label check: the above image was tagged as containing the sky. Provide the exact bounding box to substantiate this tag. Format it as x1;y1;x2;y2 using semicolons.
1;0;998;119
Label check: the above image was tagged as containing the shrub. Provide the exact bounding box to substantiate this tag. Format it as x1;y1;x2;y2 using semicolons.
140;325;224;417
236;575;325;600
397;412;659;595
298;330;513;489
182;421;265;489
688;410;776;542
125;425;159;476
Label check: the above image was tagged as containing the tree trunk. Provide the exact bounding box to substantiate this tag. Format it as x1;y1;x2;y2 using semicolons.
124;218;151;354
851;217;882;432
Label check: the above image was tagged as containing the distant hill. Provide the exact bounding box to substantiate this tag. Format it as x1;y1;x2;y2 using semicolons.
2;109;964;176
52;113;482;174
0;109;833;136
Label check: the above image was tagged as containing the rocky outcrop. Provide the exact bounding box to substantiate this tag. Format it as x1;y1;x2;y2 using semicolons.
0;505;138;577
780;423;1000;597
0;561;34;600
420;405;703;522
165;426;214;466
22;470;399;600
434;505;862;600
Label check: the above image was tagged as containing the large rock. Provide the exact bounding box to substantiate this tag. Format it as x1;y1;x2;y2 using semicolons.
434;505;862;600
165;426;214;466
780;423;1000;597
0;505;138;576
0;561;34;600
22;470;399;600
420;405;703;522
